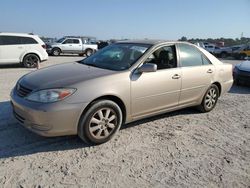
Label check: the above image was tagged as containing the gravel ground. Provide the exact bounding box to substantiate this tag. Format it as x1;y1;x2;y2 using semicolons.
0;57;249;188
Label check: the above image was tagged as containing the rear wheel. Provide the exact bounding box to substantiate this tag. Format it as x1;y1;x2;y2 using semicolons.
78;100;122;144
220;52;228;58
85;49;93;57
239;53;247;60
22;54;40;68
198;84;219;113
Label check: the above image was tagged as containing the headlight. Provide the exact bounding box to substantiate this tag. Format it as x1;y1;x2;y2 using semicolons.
26;88;76;103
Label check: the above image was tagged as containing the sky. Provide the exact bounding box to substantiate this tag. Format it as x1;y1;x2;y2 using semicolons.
0;0;250;40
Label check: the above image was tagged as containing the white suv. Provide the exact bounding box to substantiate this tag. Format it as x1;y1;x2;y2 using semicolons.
0;33;48;68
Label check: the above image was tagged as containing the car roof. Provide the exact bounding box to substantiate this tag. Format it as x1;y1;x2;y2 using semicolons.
0;32;38;37
116;39;191;46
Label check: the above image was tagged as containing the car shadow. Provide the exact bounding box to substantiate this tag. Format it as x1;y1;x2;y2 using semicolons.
0;63;24;69
0;100;198;159
122;108;199;130
229;84;250;94
49;54;84;57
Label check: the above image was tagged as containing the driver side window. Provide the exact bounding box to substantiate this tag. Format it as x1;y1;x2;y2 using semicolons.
146;45;177;70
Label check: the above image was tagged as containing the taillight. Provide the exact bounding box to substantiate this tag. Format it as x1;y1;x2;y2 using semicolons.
42;44;46;49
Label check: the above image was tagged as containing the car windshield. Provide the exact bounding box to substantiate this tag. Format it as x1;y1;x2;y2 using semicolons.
80;43;152;71
56;37;66;43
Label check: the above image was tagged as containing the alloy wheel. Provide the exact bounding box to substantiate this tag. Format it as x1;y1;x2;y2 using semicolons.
89;108;117;139
205;88;217;109
24;55;39;68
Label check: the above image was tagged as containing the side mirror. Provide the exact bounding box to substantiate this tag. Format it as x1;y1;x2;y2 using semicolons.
138;63;157;73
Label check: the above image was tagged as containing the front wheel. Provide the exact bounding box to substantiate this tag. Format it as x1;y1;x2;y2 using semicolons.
51;48;61;56
22;54;40;68
197;84;219;113
78;100;122;144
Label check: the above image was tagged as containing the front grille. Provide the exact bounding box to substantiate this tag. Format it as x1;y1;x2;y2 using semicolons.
238;75;250;81
239;69;250;75
13;111;25;124
16;84;32;97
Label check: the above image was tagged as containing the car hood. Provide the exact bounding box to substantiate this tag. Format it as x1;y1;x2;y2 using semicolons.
237;61;250;72
19;62;115;90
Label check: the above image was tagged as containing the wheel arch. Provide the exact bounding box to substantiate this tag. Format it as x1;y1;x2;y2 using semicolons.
21;52;41;63
52;47;61;51
85;48;92;52
212;82;222;96
79;95;127;124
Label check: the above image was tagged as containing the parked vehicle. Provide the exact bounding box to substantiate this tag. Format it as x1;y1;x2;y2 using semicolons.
0;32;48;68
204;44;216;53
46;36;98;57
97;41;109;49
213;46;233;58
233;59;250;85
11;41;233;144
232;44;250;60
194;42;205;48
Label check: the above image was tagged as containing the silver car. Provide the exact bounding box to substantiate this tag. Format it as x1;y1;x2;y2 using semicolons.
11;40;233;144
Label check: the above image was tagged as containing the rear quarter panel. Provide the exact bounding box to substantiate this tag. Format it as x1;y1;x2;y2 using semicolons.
214;63;233;95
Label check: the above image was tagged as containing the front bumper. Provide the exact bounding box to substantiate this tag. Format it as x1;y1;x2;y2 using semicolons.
10;89;88;137
233;70;250;83
46;48;52;54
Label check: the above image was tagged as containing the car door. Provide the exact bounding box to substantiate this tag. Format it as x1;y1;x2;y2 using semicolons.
177;43;215;105
131;45;182;119
0;36;24;63
60;39;75;53
71;39;82;53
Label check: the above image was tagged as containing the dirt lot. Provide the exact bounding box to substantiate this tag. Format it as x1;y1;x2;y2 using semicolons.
0;57;249;188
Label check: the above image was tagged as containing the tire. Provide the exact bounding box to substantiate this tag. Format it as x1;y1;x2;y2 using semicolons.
220;52;227;59
51;48;61;56
239;53;247;60
22;54;40;68
197;84;219;113
78;100;123;144
234;79;240;86
85;49;93;57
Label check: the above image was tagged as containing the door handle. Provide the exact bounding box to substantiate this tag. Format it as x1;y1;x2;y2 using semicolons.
172;74;181;79
207;69;213;73
69;45;72;46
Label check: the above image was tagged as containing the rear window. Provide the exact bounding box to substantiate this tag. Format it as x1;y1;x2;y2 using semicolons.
0;36;38;45
73;39;80;44
179;43;203;67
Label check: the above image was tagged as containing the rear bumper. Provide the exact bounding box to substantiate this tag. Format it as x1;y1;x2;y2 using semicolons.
221;79;234;95
10;89;88;137
40;51;49;62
